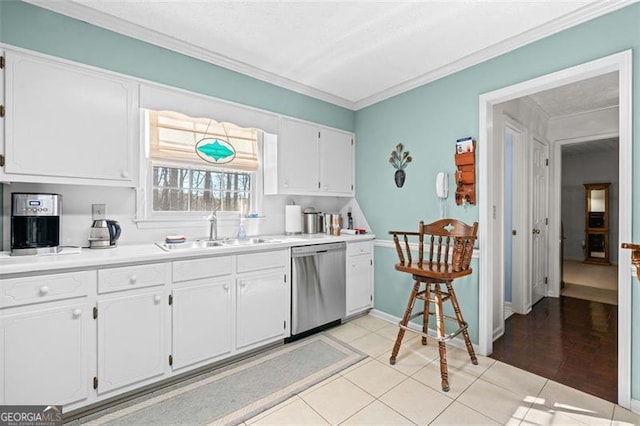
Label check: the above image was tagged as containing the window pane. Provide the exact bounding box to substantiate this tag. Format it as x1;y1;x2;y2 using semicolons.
190;190;218;212
153;165;251;214
153;188;189;211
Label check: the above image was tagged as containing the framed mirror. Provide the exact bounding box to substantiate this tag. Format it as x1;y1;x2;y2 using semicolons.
584;183;610;265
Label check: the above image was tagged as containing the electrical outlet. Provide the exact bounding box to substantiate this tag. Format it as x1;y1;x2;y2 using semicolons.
92;204;106;220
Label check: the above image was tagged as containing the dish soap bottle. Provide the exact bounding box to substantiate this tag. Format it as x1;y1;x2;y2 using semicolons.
237;220;246;239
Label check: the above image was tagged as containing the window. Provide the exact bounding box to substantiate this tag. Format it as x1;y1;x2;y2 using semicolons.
145;110;258;216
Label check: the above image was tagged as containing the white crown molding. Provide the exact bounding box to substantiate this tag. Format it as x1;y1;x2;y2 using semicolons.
352;0;636;110
22;0;355;110
24;0;635;111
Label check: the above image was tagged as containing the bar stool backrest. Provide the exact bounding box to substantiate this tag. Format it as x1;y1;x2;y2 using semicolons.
390;219;478;274
420;219;478;273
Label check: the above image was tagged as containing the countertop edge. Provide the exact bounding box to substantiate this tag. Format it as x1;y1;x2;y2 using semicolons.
0;234;376;277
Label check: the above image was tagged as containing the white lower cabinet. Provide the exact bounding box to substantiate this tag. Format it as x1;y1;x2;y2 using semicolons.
0;248;294;413
96;287;166;395
346;241;374;316
0;301;90;406
171;278;233;370
236;271;287;349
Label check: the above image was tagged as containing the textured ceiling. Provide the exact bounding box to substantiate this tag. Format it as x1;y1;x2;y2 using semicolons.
562;137;619;155
529;72;619;117
25;0;632;110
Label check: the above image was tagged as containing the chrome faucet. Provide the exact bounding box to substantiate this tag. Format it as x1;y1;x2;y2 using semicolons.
208;211;218;240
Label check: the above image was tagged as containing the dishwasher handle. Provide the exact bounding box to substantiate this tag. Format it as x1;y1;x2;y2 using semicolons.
291;242;346;257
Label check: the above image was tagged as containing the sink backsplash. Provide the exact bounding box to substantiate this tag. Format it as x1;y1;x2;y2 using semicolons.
1;183;365;251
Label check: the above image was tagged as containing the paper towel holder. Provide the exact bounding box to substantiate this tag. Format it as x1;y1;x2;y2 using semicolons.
285;204;303;235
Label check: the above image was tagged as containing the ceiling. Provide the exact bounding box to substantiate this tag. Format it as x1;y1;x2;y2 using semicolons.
529;72;619;117
26;0;633;110
562;137;619;155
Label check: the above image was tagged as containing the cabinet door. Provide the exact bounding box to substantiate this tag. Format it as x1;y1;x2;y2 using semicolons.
319;128;354;195
4;51;137;185
277;118;319;194
346;254;373;316
1;302;89;406
97;289;165;394
236;271;286;349
171;278;233;370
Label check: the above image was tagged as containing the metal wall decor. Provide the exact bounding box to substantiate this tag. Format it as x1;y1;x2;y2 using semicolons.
389;143;412;188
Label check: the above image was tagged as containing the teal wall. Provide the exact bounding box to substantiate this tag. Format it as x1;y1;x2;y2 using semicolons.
0;0;354;132
355;3;640;399
2;0;640;401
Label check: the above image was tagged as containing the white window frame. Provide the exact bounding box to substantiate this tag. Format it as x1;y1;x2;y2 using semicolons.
135;112;265;229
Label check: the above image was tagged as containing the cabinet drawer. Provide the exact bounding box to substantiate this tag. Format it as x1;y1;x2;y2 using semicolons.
172;256;233;283
0;271;92;308
98;264;166;294
237;250;287;273
348;241;372;256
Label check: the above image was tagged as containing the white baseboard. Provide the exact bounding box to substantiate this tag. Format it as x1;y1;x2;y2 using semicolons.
504;302;513;319
629;398;640;415
369;309;481;354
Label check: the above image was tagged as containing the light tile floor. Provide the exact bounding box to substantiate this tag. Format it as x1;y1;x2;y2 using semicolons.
244;314;640;426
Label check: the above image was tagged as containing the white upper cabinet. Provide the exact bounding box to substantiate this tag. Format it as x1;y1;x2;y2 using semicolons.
319;127;354;194
265;117;354;196
1;50;139;186
275;117;320;194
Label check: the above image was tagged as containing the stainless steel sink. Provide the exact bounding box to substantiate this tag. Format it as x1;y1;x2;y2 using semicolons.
221;237;270;246
156;237;277;251
156;240;225;251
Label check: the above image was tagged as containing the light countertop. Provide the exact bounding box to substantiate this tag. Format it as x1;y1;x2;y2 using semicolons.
0;233;375;276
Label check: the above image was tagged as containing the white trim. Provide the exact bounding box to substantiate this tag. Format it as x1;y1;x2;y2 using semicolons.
23;0;635;111
479;50;633;410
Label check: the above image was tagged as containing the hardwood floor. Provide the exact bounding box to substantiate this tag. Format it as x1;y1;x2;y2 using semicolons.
490;296;617;403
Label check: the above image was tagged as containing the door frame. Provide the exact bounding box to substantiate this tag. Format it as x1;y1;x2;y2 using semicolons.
478;50;632;408
502;119;528;322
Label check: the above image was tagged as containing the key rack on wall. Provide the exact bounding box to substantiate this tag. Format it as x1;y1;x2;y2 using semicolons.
454;137;476;205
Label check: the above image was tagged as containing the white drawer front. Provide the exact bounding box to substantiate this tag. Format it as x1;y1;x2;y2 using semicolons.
98;264;166;294
172;256;233;283
237;250;287;273
0;271;91;308
348;241;372;256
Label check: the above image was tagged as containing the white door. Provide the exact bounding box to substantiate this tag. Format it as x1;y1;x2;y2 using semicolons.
1;302;89;406
531;138;549;305
4;50;137;184
346;254;373;316
277;118;320;194
171;278;232;370
97;289;165;394
319;128;353;195
236;271;286;349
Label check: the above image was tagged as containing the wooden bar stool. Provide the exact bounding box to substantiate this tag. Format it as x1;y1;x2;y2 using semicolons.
388;219;478;392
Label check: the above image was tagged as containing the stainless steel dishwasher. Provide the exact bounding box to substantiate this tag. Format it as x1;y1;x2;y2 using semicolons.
290;242;346;338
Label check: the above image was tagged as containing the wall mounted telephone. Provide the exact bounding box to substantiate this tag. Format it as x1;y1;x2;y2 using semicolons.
436;172;449;199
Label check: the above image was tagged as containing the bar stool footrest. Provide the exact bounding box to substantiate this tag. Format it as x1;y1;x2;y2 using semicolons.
398;312;469;343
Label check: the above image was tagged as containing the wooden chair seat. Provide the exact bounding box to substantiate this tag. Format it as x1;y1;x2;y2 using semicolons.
388;219;478;392
394;262;474;281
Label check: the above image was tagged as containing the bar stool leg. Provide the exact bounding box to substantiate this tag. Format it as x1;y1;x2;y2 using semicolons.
434;283;449;391
422;283;431;345
390;280;421;365
446;282;478;365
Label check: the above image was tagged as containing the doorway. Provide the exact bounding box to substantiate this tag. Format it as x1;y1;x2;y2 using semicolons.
478;51;632;408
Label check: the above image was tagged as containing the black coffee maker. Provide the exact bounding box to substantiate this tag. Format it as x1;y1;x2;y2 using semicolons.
11;193;62;256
